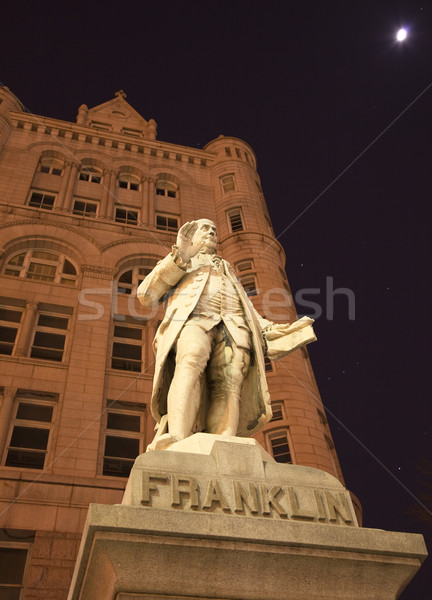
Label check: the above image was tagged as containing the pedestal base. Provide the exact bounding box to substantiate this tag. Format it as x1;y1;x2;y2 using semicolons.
68;435;426;600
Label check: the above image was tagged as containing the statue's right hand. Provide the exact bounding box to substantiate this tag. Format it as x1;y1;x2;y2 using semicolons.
176;221;199;262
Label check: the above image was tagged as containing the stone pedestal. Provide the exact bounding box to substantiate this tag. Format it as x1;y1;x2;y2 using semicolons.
68;434;427;600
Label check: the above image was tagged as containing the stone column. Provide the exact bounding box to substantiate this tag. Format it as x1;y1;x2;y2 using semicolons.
0;387;16;456
147;177;155;227
99;169;113;218
105;169;117;220
14;301;38;357
55;161;72;210
62;162;80;212
141;177;148;225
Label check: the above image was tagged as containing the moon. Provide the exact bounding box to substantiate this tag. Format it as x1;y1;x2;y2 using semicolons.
396;28;407;42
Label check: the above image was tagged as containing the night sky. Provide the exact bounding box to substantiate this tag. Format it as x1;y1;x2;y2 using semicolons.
2;1;431;596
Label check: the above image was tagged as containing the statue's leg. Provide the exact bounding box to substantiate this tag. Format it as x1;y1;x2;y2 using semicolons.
206;330;250;436
167;324;213;441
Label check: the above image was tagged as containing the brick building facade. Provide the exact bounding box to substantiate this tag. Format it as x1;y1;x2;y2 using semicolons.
0;86;358;599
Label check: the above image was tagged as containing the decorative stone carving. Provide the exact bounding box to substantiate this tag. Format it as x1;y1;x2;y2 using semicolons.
137;219;316;451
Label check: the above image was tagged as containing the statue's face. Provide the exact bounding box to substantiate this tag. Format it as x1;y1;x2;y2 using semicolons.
192;219;218;253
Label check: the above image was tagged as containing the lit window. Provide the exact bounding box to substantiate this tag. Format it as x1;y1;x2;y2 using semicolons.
0;547;29;596
156;214;179;232
155;181;177;198
28;191;55;210
73;199;98;217
239;274;258;297
115;208;138;225
79;166;102;183
4;390;58;470
268;431;293;464
30;310;70;362
111;324;142;372
3;250;77;286
220;174;235;193
118;174;140;191
270;402;284;421
0;303;23;356
102;403;145;477
117;265;154;295
227;208;244;232
235;259;254;272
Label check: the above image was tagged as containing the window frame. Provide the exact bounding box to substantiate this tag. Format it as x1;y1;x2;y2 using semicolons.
155;181;178;198
118;174;140;191
227;208;244;233
101;403;146;477
117;265;154;295
72;198;98;217
29;309;70;363
111;323;143;372
3;392;58;471
115;207;139;226
239;274;258;297
266;428;294;464
28;190;56;210
220;173;236;193
3;250;78;287
155;213;179;232
78;166;102;184
0;304;23;357
0;542;32;598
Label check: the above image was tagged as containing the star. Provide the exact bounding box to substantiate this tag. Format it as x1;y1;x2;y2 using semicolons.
396;28;407;42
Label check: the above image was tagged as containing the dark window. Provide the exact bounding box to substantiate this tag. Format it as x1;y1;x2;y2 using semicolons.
30;312;69;362
0;547;28;597
235;259;253;273
228;210;244;232
264;354;273;372
156;214;179;232
115;208;138;225
102;406;144;477
220;174;235;193
73;200;97;217
79;167;101;183
29;192;55;210
0;306;22;356
239;275;257;297
5;394;57;470
111;325;142;372
270;432;292;464
225;147;232;156
235;148;241;158
271;403;283;421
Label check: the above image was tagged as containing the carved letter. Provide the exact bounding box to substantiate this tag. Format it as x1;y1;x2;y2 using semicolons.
324;491;353;525
141;472;169;505
286;487;315;521
233;481;259;514
258;484;288;517
171;475;199;508
313;490;328;522
202;479;231;512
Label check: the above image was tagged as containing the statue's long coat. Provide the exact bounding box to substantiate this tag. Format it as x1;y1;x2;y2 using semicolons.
137;253;273;436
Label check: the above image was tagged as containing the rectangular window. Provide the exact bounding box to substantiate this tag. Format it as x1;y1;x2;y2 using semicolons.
73;199;98;217
271;402;284;421
115;208;138;225
4;390;58;470
264;353;273;372
0;304;23;356
30;308;70;362
0;546;29;597
269;431;293;464
102;403;145;477
239;274;257;297
235;259;254;272
156;214;179;232
111;324;142;372
122;127;142;137
225;147;232;156
235;148;241;158
28;191;55;210
227;209;244;232
220;174;235;193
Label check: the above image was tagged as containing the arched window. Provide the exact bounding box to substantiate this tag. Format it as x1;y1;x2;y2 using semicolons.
39;157;64;176
156;181;177;198
117;265;154;294
118;173;140;191
79;166;102;183
3;250;78;286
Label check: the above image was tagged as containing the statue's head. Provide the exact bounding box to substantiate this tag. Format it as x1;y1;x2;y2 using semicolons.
192;219;218;254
